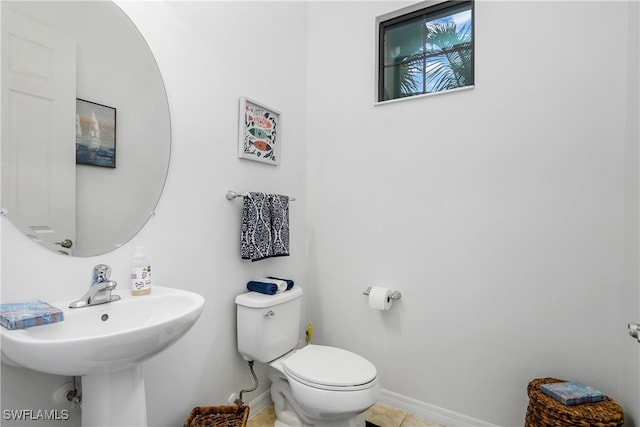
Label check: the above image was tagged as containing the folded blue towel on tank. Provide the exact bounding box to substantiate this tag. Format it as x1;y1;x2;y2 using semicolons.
246;276;295;295
247;281;279;295
267;276;294;290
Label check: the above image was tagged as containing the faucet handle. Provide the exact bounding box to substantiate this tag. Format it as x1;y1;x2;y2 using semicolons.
92;264;112;285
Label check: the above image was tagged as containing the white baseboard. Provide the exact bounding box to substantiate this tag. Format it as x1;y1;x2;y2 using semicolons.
248;388;500;427
247;389;273;417
379;389;501;427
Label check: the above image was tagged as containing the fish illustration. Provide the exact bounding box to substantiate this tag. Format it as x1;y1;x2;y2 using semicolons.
249;127;270;139
251;140;271;152
253;116;273;129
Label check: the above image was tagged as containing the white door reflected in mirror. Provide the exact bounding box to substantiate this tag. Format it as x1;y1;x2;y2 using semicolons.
1;10;77;254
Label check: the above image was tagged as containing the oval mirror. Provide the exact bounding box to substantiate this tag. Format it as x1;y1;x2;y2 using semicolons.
1;1;170;257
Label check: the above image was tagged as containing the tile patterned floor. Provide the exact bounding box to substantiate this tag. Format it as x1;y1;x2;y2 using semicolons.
246;402;445;427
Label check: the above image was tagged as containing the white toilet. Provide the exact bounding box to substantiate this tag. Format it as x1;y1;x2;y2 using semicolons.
235;286;380;427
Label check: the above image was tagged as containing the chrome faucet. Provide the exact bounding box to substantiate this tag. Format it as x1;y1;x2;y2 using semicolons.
69;264;121;308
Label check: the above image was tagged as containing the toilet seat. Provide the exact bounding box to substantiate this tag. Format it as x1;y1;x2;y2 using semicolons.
282;345;377;391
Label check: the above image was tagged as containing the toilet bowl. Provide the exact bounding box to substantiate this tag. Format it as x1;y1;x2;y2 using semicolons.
269;345;380;426
235;287;380;426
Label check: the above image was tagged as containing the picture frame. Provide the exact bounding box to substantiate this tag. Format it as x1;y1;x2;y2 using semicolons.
76;98;116;168
238;97;281;165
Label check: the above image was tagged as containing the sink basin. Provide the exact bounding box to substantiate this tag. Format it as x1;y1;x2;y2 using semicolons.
1;286;204;375
0;286;205;426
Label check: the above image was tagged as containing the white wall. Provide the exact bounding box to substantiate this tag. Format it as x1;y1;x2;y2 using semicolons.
1;1;638;427
305;1;639;426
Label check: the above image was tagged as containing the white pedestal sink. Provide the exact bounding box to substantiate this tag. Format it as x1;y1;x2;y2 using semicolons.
0;286;205;426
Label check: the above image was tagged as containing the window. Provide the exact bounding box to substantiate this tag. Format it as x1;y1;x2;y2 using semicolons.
377;0;474;102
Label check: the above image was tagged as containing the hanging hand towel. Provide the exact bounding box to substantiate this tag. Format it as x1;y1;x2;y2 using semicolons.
241;192;273;262
269;194;290;258
240;192;290;261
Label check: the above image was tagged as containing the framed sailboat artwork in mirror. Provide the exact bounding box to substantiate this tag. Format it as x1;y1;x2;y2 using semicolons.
76;98;116;168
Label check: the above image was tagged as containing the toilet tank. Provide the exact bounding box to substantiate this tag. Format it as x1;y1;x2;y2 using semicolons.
235;286;303;363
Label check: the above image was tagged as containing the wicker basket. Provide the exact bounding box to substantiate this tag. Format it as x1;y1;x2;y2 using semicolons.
183;405;249;427
525;378;623;427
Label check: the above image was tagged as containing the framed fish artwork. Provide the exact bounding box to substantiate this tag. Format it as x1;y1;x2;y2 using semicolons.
238;97;281;165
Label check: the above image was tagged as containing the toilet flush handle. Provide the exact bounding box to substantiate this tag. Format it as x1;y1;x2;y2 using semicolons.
264;310;275;319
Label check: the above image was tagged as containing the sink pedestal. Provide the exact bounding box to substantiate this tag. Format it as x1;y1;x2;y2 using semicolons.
82;365;147;427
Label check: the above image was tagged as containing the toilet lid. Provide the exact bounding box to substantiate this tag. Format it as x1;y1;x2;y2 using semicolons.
283;345;377;388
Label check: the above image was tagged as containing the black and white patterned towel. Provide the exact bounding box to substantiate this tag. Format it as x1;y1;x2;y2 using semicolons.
241;192;290;262
270;194;290;258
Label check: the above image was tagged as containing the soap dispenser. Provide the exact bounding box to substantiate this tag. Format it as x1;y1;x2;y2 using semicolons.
130;246;152;295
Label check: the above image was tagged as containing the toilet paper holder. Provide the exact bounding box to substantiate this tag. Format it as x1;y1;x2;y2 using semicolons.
363;287;401;300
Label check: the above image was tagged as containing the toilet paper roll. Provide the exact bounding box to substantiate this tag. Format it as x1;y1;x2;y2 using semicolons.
368;286;393;311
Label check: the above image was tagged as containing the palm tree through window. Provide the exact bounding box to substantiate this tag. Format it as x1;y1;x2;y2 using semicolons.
378;0;474;102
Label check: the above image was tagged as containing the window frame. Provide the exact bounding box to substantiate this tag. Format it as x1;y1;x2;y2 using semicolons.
375;0;475;104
